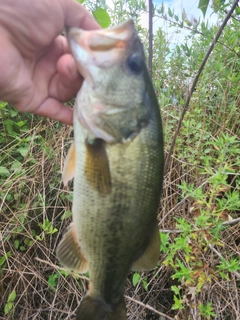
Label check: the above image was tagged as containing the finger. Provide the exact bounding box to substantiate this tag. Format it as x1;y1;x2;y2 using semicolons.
61;0;100;30
33;97;73;125
57;53;79;80
49;54;83;102
33;38;82;103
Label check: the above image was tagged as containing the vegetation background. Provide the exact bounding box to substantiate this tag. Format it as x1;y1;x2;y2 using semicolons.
0;0;239;319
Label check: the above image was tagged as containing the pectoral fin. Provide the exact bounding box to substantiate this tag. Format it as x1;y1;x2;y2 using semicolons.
56;223;88;273
62;143;76;186
84;138;112;195
131;222;160;271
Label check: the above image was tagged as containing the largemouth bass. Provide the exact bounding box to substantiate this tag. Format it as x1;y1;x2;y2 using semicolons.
57;20;164;320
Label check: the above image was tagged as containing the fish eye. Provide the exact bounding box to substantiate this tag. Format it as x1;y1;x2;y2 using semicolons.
126;54;143;75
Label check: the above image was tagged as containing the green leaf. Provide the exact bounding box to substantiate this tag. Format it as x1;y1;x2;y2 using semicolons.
61;210;72;221
48;273;58;289
93;8;111;28
159;232;169;254
0;101;8;109
132;272;141;286
14;240;20;249
17;120;27;127
0;166;10;176
4;119;15;135
172;295;184;310
10;109;18;117
8;290;16;302
4;302;13;315
17;145;29;157
11;160;22;171
236;7;240;15
0;251;11;266
168;7;173;18
171;285;180;295
142;279;148;291
198;0;210;17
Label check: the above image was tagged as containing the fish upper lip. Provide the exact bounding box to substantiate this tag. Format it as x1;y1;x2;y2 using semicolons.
66;20;136;53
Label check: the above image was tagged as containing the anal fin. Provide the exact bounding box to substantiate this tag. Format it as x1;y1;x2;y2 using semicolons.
56;223;88;273
131;221;160;271
62;142;76;186
84;138;111;195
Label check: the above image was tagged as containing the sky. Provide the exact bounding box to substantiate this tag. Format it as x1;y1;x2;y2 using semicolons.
105;0;220;46
140;0;219;45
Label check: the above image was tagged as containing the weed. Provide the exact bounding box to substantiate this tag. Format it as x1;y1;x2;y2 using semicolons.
4;290;16;316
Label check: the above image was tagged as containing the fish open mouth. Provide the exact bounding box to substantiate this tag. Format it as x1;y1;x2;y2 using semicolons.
66;20;136;73
67;19;135;50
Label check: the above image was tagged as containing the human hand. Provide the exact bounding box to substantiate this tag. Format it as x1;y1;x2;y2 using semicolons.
0;0;99;125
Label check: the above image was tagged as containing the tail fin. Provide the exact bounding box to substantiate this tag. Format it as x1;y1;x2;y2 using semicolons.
76;295;126;320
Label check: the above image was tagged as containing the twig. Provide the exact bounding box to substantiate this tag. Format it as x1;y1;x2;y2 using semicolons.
125;295;175;320
159;229;182;233
222;217;240;226
148;0;153;78
159;217;240;233
35;257;89;282
164;0;240;175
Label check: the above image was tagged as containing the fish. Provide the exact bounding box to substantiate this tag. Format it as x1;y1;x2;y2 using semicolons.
56;19;164;320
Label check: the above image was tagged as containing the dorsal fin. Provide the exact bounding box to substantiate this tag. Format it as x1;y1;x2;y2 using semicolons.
84;139;112;195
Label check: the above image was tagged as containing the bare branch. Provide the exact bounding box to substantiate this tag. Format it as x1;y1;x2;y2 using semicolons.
148;0;153;78
125;295;175;320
